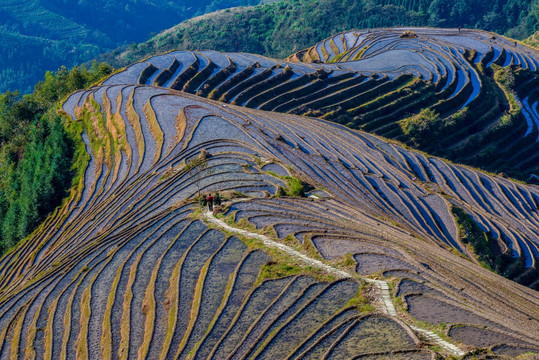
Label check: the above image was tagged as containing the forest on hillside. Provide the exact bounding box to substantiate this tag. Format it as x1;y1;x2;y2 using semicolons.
0;63;113;253
0;0;260;94
107;0;539;67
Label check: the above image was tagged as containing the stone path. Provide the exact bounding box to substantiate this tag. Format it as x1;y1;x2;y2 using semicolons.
410;325;466;356
205;211;466;357
366;279;397;316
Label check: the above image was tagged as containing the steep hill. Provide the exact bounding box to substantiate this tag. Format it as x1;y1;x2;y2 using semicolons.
106;28;539;181
524;29;539;48
3;0;539;94
291;28;539;181
104;0;539;69
0;31;538;358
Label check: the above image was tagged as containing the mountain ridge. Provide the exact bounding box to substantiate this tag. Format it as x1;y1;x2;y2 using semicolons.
0;0;260;93
100;0;539;70
103;28;539;181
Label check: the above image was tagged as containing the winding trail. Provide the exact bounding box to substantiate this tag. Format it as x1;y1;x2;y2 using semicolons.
410;325;466;356
205;211;350;278
204;211;466;357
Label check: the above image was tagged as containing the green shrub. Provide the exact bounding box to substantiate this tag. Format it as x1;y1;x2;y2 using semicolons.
258;261;301;281
286;176;305;197
400;108;442;147
451;206;501;272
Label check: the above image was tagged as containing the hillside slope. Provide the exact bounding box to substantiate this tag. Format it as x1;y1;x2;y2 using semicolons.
3;0;539;94
0;0;259;93
105;28;539;181
104;0;539;69
0;51;537;357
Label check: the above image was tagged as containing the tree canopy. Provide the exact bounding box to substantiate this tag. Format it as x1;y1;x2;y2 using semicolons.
0;62;113;254
104;0;539;68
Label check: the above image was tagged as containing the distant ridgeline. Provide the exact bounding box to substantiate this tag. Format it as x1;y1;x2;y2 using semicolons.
5;0;537;94
0;0;260;93
106;28;539;182
0;28;538;358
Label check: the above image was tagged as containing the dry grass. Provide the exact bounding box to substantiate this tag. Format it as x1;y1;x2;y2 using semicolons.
101;266;123;359
126;90;145;172
75;286;91;359
143;98;164;161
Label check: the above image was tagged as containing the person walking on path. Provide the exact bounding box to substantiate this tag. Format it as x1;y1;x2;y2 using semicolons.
215;192;222;207
207;194;214;211
458;26;462;32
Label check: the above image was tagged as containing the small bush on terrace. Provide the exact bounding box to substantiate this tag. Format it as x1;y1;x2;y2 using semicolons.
399;30;417;38
274;174;313;197
401;108;443;147
451;206;502;273
257;260;301;282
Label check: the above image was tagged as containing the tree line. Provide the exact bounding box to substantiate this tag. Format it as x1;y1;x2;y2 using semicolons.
104;0;539;67
0;62;113;254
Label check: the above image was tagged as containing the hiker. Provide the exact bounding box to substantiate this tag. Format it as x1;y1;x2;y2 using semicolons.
214;192;222;206
458;26;461;32
206;194;214;211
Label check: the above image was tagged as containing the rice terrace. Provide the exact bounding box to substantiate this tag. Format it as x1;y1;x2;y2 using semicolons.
0;27;538;359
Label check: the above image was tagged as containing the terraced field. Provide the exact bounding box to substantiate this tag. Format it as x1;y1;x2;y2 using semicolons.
0;28;538;358
103;28;539;181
